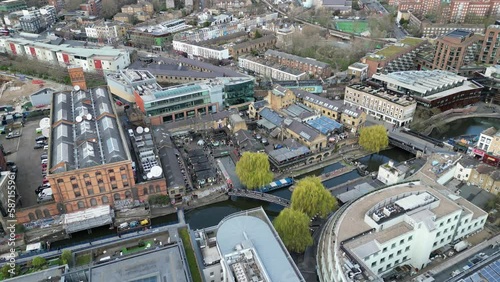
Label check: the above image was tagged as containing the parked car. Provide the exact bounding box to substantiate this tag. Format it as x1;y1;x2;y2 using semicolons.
43;145;48;150
41;159;48;164
10;166;17;173
6;161;15;166
35;136;47;142
41;155;47;160
34;144;44;149
6;131;21;139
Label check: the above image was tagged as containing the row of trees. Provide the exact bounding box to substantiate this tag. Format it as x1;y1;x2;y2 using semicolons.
1;250;72;279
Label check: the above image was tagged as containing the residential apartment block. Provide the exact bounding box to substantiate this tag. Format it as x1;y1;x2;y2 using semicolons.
479;24;500;65
377;160;409;185
473;127;500;167
370;70;482;110
19;5;56;33
361;37;427;78
317;182;488;282
344;84;417;126
172;40;230;60
238;56;308;80
173;22;243;42
85;22;128;43
80;0;102;16
389;0;441;17
0;37;131;73
264;49;332;78
0;0;26;13
431;30;483;73
468;164;500;194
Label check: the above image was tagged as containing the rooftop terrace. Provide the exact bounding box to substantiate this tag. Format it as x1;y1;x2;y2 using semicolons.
369;37;425;60
348;84;417;106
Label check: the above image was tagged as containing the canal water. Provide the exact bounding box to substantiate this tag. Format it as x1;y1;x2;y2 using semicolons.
429;117;500;140
51;147;414;248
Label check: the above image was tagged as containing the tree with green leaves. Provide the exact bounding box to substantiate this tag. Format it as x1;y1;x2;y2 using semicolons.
32;256;47;270
273;208;313;253
358;125;389;153
291;177;338;218
60;250;72;265
235;152;273;190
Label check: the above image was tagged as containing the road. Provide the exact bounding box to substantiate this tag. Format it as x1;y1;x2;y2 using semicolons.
393;23;408;39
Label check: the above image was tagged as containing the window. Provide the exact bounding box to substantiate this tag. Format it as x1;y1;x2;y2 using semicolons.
99;186;106;193
371;261;377;267
121;174;127;180
405;246;410;252
403;256;407;261
408;236;413;241
437;232;441;237
88;188;94;195
378;268;383;274
156;185;161;193
125;191;131;199
391;243;396;249
400;239;404;245
77;201;85;209
380;258;385;263
96;172;102;176
74;191;81;197
86;181;92;186
57;179;64;183
143;188;148;195
149;185;154;194
397;250;402;255
102;196;109;203
90;198;97;206
433;242;437;247
108;169;114;173
70;176;76;181
111;184;118;190
394;259;399;265
389;254;393;259
114;193;120;201
72;184;79;189
110;176;116;182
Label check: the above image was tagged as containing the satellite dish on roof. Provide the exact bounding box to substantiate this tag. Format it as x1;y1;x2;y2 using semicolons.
74;85;80;92
144;127;150;133
86;114;92;120
39;117;51;129
136;126;144;134
76;116;83;123
147;172;153;179
41;127;50;138
150;166;162;178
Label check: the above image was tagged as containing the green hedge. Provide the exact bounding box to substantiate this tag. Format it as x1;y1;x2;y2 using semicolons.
179;228;202;282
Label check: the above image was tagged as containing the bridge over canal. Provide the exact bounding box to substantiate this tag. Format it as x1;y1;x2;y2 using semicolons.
227;190;290;207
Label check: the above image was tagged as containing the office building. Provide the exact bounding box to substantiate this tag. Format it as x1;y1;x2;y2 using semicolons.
85;22;128;43
370;70;482;110
265;49;332;78
194;207;306;282
172;40;230;60
479;25;500;65
47;87;167;213
361;37;427;78
238;56;308;81
128;19;190;51
344;84;417;126
317;182;488;282
0;37;130;73
132;75;254;125
432;30;483;73
0;0;26;13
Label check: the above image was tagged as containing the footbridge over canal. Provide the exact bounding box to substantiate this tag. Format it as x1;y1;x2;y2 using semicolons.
228;190;290;207
388;129;452;155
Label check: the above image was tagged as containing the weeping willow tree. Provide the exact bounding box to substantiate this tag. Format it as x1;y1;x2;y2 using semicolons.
235;152;273;190
291;177;338;218
273;208;313;253
358;125;389;153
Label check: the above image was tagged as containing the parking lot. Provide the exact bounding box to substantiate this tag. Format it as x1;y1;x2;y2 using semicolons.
1;119;46;208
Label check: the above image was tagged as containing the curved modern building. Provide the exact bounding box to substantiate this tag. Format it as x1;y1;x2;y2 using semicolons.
317;182;488;282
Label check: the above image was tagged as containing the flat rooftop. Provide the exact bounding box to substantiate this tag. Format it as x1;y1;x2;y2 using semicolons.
369;37;424;60
239;56;307;76
89;245;189;282
265;49;329;68
216;208;305;282
132;19;191;36
348;84;417;106
4;265;66;282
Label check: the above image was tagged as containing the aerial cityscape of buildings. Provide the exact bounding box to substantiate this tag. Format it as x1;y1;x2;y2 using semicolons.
0;0;498;281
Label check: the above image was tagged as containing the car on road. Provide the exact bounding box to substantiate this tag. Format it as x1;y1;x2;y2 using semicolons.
6;131;21;139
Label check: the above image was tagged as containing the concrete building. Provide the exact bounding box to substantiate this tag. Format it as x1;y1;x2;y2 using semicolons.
431;30;483;73
317;182;488;282
47;87;167;214
172;40;230;60
348;62;369;81
294;89;345;120
128;19;190;51
19;5;56;34
377;160;409;185
173;22;243;43
270;80;323;94
133;76;254;125
449;0;500;24
389;0;441;17
321;0;352;13
85;22;128;43
79;0;101;17
370;70;482;110
0;37;130;73
344;84;417;126
265;49;332;78
30;87;55;107
468;164;500;194
106;69;158;103
284;119;327;152
361;37;427;78
4;265;68;282
266;85;297;111
477;127;497;153
238;56;308;80
479;24;500;65
0;0;26;13
194;207;305;282
127;56;247;84
408;15;485;39
340;105;366;133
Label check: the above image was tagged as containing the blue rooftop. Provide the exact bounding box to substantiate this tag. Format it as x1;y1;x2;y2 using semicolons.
259;108;283;126
307;116;343;135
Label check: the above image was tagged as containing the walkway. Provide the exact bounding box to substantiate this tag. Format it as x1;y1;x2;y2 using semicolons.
422;112;500;135
227;190;290;207
388;129;451;155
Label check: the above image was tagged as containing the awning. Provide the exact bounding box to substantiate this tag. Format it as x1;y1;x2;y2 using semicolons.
257;119;277;130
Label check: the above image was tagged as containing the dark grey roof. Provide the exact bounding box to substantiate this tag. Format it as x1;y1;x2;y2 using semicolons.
274;80;322;87
273;84;288;96
153;127;185;189
253;100;268;110
282;103;315;120
293;89;344;112
458;157;479;168
286;120;321;141
50;88;128;173
342;105;363;118
259;108;283;126
265;49;329;68
268;146;310;162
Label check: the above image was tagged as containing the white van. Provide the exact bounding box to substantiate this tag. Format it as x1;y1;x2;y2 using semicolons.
128;129;134;137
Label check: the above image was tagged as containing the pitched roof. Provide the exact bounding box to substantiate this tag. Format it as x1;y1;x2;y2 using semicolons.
286;120;321;141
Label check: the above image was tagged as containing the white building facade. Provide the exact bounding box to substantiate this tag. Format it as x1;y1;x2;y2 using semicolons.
377;161;407;185
0;37;130;72
238;57;307;81
317;182;488;282
172;40;230;60
344;84;417;126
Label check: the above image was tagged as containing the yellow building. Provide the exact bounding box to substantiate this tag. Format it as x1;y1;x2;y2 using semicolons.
284;120;327;152
266;85;296;111
293;89;343;120
341;106;366;133
228;114;247;133
468;164;500;194
247;100;268;119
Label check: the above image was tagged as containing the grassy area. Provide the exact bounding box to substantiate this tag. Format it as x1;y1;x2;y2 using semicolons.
75;253;92;267
121;240;154;255
371;37;424;59
335;21;369;34
179;228;202;282
400;37;424;46
47;259;60;266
